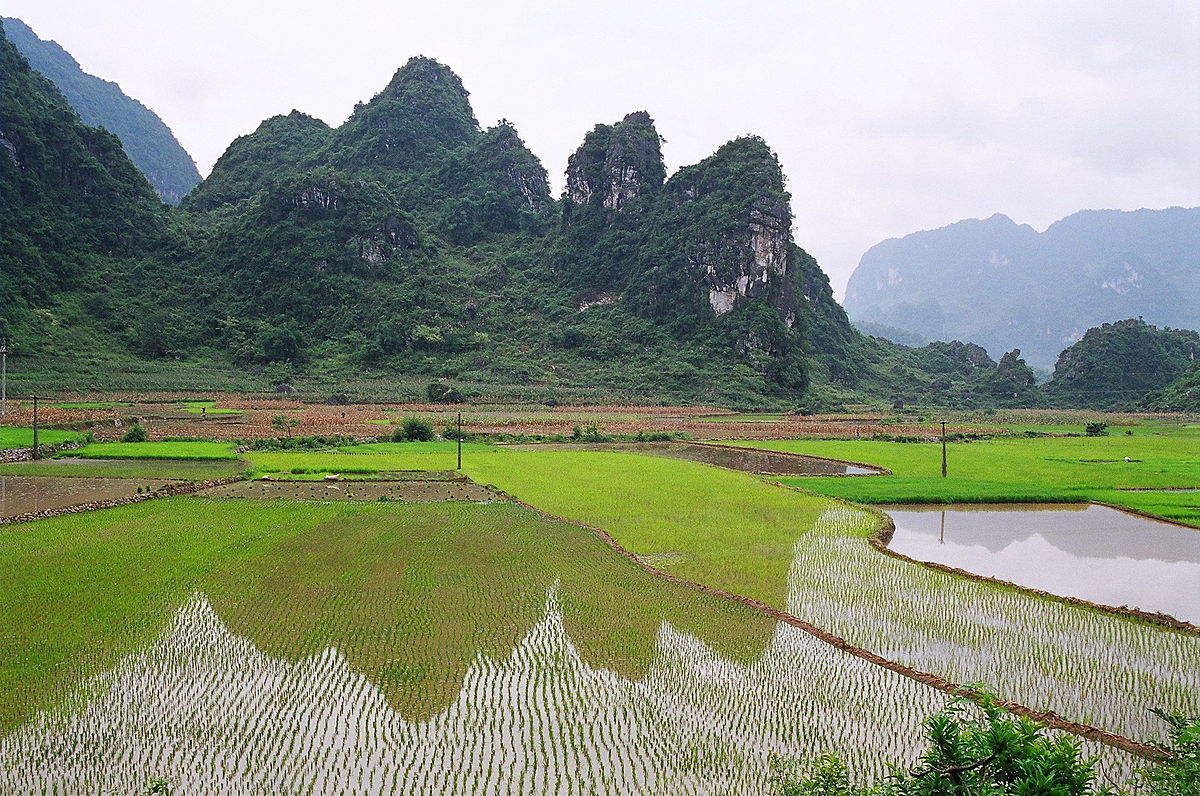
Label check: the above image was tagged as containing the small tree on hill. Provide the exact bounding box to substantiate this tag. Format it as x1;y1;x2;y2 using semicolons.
270;414;301;438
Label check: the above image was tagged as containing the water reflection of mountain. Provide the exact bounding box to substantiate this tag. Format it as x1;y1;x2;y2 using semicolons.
0;592;941;795
885;504;1200;564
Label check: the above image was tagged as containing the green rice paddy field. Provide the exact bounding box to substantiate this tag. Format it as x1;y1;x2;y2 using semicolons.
731;429;1200;527
0;422;1197;793
0;498;953;794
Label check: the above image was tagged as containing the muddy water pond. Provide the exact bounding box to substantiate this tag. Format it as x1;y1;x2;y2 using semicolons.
0;476;174;518
510;442;882;475
884;504;1200;623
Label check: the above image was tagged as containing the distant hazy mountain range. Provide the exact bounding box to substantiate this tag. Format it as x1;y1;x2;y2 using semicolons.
844;208;1200;370
2;17;200;204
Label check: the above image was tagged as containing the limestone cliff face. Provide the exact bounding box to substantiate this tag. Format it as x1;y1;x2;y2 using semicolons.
662;137;799;327
701;198;794;322
476;122;550;210
0;127;17;166
565;111;664;210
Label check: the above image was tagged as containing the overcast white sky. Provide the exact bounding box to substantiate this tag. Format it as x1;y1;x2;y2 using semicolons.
4;0;1198;297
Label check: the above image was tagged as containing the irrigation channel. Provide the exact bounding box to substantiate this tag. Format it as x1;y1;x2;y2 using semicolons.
0;443;1193;794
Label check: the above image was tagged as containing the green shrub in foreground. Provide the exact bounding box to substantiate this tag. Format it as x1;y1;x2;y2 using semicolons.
771;690;1198;796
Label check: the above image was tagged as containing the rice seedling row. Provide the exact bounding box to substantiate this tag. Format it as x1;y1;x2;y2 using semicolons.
0;498;973;794
463;449;1200;746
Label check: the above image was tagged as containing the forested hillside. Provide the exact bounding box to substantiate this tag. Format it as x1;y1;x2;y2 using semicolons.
1;31;1151;408
1046;319;1200;409
844;209;1200;370
2;17;200;204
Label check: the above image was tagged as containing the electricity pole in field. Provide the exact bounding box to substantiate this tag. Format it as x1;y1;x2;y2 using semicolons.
456;412;462;470
32;395;41;459
940;420;948;477
1;338;7;420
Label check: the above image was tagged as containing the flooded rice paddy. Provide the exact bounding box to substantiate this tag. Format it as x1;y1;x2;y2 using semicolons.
0;499;963;795
883;503;1200;623
789;504;1200;742
0;475;174;518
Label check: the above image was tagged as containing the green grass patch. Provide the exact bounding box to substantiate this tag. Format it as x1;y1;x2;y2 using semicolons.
0;427;82;449
0;457;244;480
178;400;241;415
244;446;492;477
728;435;1200;527
62;441;239;461
465;450;828;606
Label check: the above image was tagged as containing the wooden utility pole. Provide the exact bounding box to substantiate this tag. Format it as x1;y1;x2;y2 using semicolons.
940;420;948;478
456;412;462;470
32;395;40;460
0;338;7;420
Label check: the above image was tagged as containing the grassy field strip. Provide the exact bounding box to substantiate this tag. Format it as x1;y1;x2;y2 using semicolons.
65;441;240;460
729;436;1200;527
464;449;1200;745
0;427;80;449
0;457;244;480
1;499;981;793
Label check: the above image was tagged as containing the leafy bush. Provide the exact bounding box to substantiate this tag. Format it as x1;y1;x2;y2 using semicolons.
1136;709;1200;795
402;417;435;442
120;423;148;443
1085;422;1108;437
770;689;1198;796
245;435;354;451
426;382;465;404
390;418;435;442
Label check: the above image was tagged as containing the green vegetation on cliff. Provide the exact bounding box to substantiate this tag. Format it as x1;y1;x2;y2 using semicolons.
1046;319;1200;410
2;17;200;204
6;37;1185;410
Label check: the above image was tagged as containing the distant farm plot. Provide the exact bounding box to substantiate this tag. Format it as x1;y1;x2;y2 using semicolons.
0;457;244;480
733;431;1200;527
0;427;81;449
244;445;493;477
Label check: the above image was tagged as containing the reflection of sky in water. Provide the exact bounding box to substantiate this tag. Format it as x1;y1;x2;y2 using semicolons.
0;592;948;795
885;504;1200;623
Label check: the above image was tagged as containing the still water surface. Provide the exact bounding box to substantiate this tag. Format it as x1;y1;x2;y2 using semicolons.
884;504;1200;623
0;475;173;518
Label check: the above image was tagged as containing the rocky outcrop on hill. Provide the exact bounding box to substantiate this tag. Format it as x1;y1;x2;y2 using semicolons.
182;111;331;212
565;111;664;210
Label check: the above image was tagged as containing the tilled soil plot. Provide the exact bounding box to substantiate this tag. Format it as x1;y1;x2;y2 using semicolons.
198;479;501;503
